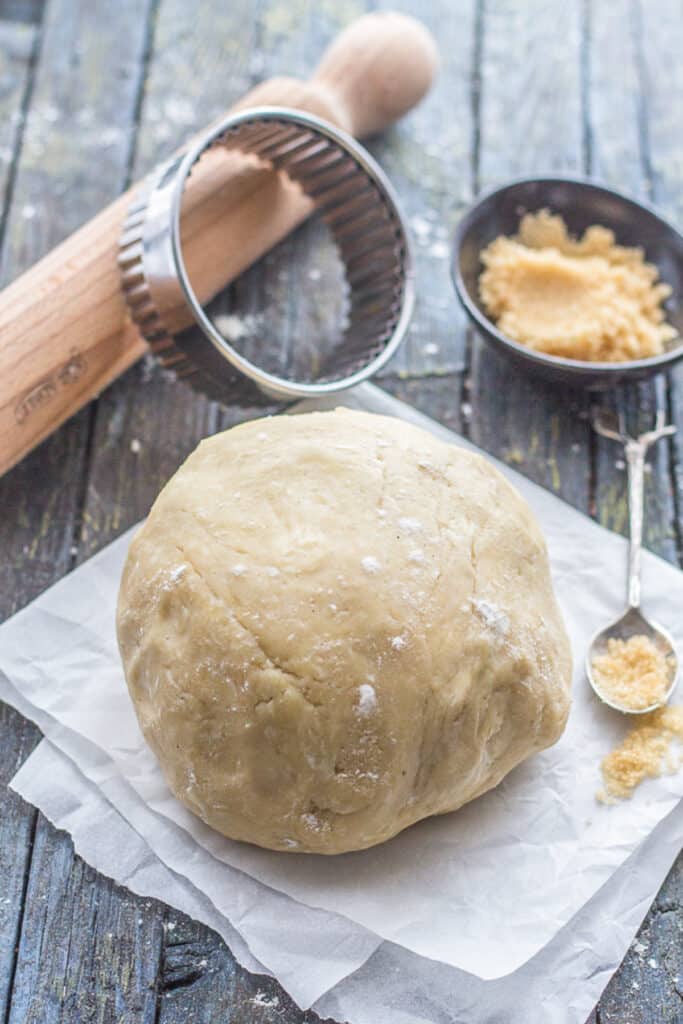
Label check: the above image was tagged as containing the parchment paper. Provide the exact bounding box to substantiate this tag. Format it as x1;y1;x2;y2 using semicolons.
0;669;381;1010
1;383;682;982
10;711;683;1021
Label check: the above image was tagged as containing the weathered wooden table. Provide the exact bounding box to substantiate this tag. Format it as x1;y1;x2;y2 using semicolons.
1;0;682;1020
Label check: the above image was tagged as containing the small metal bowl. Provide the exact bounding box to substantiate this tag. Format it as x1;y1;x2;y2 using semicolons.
452;176;683;389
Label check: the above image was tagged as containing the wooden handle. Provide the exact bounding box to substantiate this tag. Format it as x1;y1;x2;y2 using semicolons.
0;12;436;477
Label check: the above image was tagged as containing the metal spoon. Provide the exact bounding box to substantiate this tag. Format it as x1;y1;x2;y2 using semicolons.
586;408;679;714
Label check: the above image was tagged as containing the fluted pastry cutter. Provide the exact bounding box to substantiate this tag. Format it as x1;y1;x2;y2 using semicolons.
0;12;438;475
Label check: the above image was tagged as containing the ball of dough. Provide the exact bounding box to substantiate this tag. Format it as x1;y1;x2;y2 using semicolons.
117;409;571;854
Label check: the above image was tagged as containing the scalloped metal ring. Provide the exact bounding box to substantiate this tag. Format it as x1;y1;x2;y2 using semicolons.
118;107;414;404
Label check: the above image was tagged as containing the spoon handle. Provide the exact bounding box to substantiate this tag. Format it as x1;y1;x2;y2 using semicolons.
625;438;645;610
592;407;676;612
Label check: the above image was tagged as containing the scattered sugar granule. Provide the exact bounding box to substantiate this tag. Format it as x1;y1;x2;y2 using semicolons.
281;838;298;849
361;555;381;574
504;446;525;465
591;634;671;711
391;635;407;651
597;704;683;802
473;598;510;639
398;516;423;534
231;563;247;576
429;240;450;260
408;548;426;564
302;812;320;830
252;992;280;1008
167;565;186;583
357;683;377;715
264;566;280;577
410;214;431;239
213;313;253;342
130;438;142;454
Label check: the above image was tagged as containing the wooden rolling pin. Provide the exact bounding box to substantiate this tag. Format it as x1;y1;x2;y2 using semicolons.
0;13;438;476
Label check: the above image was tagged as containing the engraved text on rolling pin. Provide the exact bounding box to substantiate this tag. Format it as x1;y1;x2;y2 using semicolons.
15;349;87;425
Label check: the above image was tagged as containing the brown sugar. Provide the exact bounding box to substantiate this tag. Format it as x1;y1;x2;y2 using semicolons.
591;634;671;712
598;705;683;802
479;210;676;362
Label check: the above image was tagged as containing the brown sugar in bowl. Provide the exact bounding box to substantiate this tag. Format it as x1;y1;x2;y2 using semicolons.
452;176;683;389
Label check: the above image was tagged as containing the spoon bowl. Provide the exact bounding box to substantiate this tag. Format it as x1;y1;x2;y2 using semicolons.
586;607;679;714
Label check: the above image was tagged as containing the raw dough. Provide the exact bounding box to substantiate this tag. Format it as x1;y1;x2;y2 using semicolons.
117;409;572;854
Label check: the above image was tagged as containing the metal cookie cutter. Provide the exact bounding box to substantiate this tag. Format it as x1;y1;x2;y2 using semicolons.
118;107;414;404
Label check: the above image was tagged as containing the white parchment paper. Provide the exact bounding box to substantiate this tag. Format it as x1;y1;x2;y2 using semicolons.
0;670;381;1010
12;733;683;1023
1;383;682;982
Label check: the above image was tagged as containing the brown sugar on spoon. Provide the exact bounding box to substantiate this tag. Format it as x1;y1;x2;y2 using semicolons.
479;210;677;362
591;634;671;712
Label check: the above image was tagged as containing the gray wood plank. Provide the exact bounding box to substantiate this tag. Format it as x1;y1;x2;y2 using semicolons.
588;0;678;564
0;0;152;618
371;0;476;379
155;915;332;1024
477;0;585;189
78;0;261;561
0;0;160;1021
0;14;44;1022
8;819;165;1024
593;380;678;562
468;0;592;506
638;0;683;563
0;20;35;207
583;5;682;1019
0;1;43;25
593;856;683;1023
381;371;466;434
0;703;41;1013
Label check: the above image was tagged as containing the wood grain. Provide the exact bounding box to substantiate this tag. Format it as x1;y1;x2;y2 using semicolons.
0;15;49;1020
0;704;40;1015
582;3;683;1017
589;0;678;565
1;0;682;1020
639;0;683;566
0;9;437;476
470;0;591;503
372;0;477;379
8;821;164;1024
155;915;331;1024
0;2;158;1022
